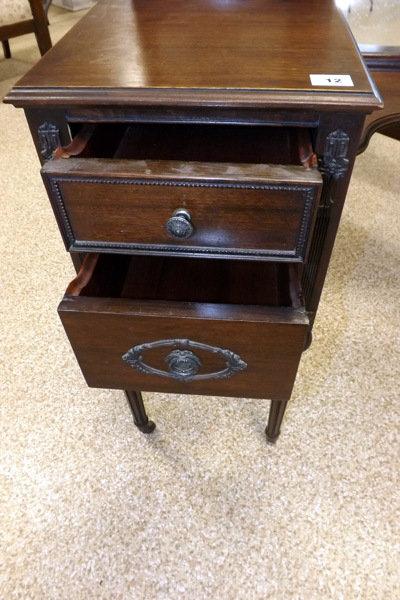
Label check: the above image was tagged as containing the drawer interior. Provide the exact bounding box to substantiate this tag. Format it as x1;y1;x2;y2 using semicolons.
69;122;315;167
68;254;303;309
60;254;308;397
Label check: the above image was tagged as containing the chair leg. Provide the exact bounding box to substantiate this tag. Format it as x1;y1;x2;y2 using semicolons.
34;27;52;56
125;390;156;433
30;0;52;56
2;40;11;59
265;399;288;443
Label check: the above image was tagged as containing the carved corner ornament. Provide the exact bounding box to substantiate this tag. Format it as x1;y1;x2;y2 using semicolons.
323;129;350;179
122;338;247;382
38;122;61;159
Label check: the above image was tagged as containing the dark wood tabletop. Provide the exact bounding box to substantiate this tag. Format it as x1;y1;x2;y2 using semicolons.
5;0;381;110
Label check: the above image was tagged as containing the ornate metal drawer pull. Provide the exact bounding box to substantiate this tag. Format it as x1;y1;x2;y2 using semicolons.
166;208;194;239
122;338;247;382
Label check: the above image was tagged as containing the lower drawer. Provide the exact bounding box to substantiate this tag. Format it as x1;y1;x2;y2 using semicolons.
58;255;309;399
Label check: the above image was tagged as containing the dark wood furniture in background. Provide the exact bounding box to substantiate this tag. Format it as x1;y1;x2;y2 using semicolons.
5;0;382;444
1;0;51;59
359;45;400;151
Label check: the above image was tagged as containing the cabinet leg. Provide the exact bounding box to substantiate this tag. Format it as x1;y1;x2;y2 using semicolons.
265;399;288;443
125;390;156;433
304;329;313;351
2;40;11;59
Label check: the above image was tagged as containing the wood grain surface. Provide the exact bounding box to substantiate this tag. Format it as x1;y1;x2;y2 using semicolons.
42;156;321;261
59;254;308;399
5;0;380;110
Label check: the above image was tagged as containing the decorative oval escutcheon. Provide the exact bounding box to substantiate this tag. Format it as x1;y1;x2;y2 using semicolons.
122;338;247;382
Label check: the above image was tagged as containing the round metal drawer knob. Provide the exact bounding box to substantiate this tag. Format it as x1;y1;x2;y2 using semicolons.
166;208;194;239
166;349;202;379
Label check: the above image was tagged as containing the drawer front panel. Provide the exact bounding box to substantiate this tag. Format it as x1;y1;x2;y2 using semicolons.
58;297;309;399
42;159;321;261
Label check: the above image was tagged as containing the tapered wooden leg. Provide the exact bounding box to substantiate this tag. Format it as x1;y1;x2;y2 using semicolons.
2;40;11;59
265;399;288;443
125;390;156;433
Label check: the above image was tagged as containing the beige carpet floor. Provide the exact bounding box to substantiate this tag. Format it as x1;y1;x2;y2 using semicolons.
1;6;400;600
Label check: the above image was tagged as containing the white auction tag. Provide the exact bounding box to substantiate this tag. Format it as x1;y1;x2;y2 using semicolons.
310;74;354;87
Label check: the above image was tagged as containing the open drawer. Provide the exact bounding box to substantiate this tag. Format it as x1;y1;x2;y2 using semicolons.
58;254;309;399
42;123;322;262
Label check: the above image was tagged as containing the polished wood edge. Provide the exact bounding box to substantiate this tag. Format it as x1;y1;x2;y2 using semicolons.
4;86;383;112
358;47;400;153
65;253;99;296
59;295;310;326
42;157;323;184
360;44;400;70
358;113;400;154
65;107;320;127
336;8;384;112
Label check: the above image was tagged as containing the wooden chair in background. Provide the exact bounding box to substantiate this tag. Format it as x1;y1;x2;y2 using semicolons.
1;0;52;59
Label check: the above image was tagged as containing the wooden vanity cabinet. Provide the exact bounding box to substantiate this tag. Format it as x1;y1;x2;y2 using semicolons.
5;0;381;443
